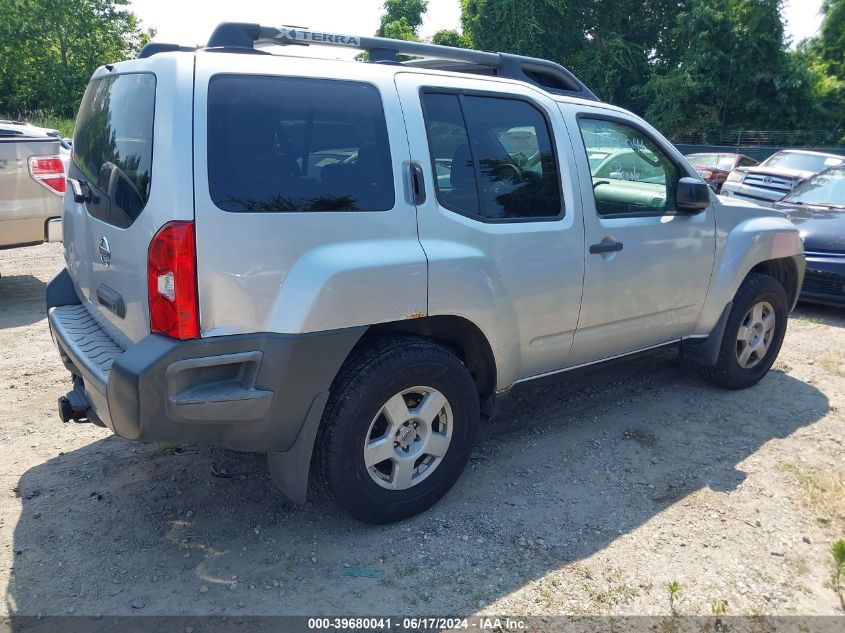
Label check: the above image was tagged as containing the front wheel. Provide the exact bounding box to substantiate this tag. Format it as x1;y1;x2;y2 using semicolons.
703;273;789;389
314;337;480;524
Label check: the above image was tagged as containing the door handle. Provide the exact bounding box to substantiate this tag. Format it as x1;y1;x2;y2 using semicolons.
97;284;126;318
67;178;86;203
409;163;426;205
589;241;624;254
67;178;98;204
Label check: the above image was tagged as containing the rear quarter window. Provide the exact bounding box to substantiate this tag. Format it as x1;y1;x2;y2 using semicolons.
207;75;395;213
72;73;156;228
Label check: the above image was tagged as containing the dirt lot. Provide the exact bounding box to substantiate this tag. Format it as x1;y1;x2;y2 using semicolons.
1;243;844;619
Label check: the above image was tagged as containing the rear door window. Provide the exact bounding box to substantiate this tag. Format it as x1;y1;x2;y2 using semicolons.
72;73;156;228
207;75;395;213
421;91;562;221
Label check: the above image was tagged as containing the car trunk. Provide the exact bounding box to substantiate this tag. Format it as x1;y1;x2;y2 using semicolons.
0;135;64;247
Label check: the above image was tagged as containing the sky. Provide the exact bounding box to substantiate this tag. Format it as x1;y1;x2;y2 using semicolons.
129;0;824;58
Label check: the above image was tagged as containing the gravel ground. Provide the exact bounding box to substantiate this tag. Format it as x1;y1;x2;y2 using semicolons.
1;243;844;618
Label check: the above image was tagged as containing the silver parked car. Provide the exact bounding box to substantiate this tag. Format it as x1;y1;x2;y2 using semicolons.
47;23;804;523
720;149;845;206
0;120;67;249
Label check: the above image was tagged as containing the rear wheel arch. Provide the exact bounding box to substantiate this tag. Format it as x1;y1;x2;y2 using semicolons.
360;316;498;420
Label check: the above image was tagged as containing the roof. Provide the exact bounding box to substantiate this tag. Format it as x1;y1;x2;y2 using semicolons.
774;149;845;159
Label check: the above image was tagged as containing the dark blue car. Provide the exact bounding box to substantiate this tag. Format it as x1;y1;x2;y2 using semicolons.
775;165;845;306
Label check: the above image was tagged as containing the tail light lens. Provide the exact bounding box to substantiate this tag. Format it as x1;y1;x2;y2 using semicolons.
28;156;66;194
147;221;199;339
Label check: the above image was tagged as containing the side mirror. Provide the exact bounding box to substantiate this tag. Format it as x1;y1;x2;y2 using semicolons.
676;177;711;213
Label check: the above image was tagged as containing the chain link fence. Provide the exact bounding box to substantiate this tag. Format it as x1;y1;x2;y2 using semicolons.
667;129;845;162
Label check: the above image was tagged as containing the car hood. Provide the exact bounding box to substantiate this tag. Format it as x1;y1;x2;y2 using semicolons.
693;165;728;175
737;165;817;181
774;201;845;252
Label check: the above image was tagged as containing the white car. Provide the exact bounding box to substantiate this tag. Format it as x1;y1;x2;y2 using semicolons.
720;149;845;206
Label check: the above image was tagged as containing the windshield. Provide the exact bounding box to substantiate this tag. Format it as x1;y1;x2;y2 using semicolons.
762;151;844;173
686;154;736;170
783;167;845;207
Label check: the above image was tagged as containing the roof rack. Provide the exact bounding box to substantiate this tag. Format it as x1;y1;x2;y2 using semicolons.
138;43;198;58
140;22;599;101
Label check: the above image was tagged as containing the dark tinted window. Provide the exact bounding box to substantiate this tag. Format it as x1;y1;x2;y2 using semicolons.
422;92;562;221
208;75;394;213
422;94;479;216
72;73;156;228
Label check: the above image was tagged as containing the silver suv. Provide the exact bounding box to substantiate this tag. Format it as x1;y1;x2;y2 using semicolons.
47;23;805;523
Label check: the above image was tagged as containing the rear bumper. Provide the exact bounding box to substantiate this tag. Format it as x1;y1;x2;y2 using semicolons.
0;216;60;249
46;268;365;452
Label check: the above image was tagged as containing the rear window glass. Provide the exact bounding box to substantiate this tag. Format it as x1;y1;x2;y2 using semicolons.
207;75;395;213
72;73;156;228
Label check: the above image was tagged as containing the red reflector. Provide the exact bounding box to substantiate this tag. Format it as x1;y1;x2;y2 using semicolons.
147;221;199;340
28;156;66;194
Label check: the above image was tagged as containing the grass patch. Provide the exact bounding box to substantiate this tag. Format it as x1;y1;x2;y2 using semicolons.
791;314;826;326
779;462;845;529
143;443;179;460
818;357;845;379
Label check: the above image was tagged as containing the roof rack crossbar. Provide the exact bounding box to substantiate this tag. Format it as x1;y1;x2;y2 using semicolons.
205;22;598;100
138;43;198;58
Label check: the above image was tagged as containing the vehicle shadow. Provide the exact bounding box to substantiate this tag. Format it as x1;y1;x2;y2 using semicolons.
0;274;47;329
793;301;845;330
4;352;830;618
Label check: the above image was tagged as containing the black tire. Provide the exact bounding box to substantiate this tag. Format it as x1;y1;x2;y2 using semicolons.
314;337;480;524
702;273;789;389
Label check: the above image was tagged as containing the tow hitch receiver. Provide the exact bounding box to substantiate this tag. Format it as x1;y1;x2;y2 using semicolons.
58;378;99;425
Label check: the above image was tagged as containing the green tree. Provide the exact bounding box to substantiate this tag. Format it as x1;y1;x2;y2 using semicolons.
431;29;470;49
458;0;844;140
376;0;429;40
818;0;845;78
0;0;153;117
460;0;677;108
638;0;830;135
794;0;845;139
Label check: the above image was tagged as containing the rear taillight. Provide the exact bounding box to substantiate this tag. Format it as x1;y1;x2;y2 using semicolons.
147;221;199;340
28;156;66;194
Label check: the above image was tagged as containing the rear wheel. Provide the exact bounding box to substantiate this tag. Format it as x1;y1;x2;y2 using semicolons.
703;273;788;389
314;337;479;524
